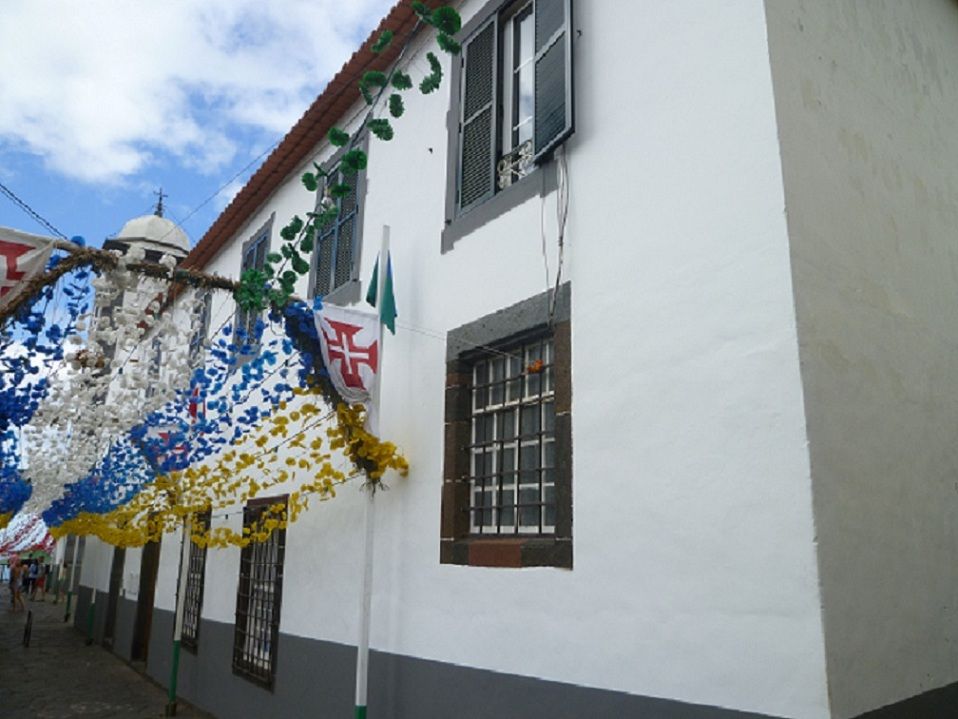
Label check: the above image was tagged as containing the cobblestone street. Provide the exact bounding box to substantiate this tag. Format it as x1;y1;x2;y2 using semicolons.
0;591;213;719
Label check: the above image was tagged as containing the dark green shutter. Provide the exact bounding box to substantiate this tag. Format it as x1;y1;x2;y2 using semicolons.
314;173;333;296
458;17;498;213
533;0;573;162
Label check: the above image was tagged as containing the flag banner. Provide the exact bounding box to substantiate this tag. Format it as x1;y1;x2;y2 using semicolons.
0;227;54;310
315;304;380;405
365;251;397;334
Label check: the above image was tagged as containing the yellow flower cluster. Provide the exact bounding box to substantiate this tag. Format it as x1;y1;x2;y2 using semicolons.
50;383;409;550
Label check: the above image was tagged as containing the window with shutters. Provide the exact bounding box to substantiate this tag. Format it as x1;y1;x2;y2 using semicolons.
232;497;286;688
308;141;367;306
449;0;574;225
235;216;273;349
441;284;573;569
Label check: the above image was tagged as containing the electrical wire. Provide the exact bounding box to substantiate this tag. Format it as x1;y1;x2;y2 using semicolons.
548;146;570;325
0;181;68;240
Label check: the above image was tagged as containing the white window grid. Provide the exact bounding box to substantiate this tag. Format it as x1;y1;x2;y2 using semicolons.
469;336;555;535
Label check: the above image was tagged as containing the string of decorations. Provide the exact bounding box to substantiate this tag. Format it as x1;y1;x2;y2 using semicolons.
0;0;465;545
46;297;408;548
234;1;462;314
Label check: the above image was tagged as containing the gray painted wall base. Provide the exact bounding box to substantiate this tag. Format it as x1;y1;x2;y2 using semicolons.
75;596;958;719
145;609;780;719
73;586;108;643
852;680;958;718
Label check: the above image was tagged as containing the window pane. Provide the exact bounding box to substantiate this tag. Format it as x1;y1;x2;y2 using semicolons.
543;440;555;468
517;7;534;67
499;410;516;441
254;237;267;268
520;443;539;471
515;67;534;133
518;486;539;528
490;357;505;405
501;444;516;473
543;483;556;529
543;399;555;433
521;404;540;435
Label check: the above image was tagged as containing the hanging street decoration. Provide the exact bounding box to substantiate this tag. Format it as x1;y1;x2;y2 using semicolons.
316;305;381;405
0;227;54;309
0;0;469;549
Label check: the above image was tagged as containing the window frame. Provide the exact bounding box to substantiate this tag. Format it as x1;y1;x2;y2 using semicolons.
234;214;274;352
232;496;287;689
180;510;211;653
307;136;369;307
441;0;573;253
441;283;572;568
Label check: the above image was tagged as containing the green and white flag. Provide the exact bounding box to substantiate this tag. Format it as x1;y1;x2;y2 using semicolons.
365;251;397;334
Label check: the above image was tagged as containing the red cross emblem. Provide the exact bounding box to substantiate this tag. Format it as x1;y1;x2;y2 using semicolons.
322;319;379;390
0;239;33;298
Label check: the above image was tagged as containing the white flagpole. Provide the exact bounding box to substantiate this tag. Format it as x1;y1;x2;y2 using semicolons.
354;225;389;719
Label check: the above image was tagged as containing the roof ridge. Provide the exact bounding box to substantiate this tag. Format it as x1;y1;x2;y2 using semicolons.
182;0;419;271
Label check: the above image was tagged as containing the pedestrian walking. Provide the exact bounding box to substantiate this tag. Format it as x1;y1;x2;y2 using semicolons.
9;561;25;612
32;564;46;601
26;560;38;598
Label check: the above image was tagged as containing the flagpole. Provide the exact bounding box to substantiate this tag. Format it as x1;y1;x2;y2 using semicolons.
354;225;389;719
64;533;80;623
166;514;192;717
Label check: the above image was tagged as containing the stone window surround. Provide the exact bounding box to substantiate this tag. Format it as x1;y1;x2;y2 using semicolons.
441;283;572;569
440;0;560;254
307;135;370;307
233;212;275;363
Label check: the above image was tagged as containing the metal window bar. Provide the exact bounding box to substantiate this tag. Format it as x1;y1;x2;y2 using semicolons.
181;511;211;650
468;336;555;536
232;502;286;687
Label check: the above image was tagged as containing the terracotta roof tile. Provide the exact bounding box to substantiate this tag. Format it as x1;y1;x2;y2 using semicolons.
182;0;421;271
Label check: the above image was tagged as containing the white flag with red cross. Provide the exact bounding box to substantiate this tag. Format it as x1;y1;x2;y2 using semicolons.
0;227;54;310
315;304;380;406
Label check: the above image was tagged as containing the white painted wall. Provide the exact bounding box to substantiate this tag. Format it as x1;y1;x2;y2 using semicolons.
79;535;111;593
765;1;958;716
77;1;836;717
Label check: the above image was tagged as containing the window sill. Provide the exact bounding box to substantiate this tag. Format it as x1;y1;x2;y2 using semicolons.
440;536;571;569
315;278;362;307
441;159;558;254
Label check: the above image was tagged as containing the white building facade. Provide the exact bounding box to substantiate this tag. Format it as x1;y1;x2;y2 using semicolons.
73;1;958;718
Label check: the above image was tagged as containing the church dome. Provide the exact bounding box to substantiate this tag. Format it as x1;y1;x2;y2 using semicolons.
115;214;190;253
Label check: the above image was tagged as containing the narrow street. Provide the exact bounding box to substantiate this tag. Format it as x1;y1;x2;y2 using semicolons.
0;592;212;719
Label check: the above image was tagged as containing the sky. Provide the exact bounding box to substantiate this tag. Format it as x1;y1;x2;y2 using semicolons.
0;0;394;250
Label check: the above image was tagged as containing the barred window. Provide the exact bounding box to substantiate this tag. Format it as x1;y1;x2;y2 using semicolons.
441;284;572;569
232;499;286;688
470;336;555;534
181;510;210;652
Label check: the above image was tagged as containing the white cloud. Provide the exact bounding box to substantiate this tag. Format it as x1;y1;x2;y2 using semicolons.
0;0;394;184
